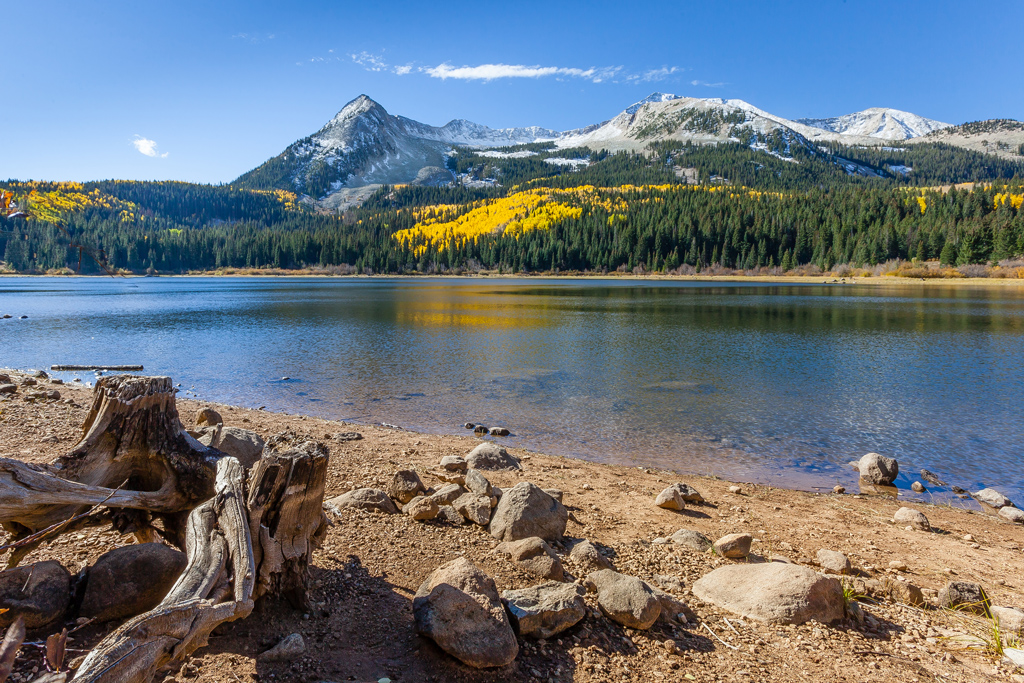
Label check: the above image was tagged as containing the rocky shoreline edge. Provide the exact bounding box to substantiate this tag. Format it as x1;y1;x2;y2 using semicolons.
0;369;1022;683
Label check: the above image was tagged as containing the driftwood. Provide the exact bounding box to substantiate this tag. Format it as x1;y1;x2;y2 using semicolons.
0;376;330;682
50;366;144;372
1;376;220;557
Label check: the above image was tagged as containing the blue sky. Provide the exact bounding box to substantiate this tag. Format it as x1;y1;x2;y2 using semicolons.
3;0;1021;184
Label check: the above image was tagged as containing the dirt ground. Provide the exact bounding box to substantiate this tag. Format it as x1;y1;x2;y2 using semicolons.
1;372;1022;683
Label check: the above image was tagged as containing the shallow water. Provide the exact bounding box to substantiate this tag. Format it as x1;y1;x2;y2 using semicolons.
1;276;1022;501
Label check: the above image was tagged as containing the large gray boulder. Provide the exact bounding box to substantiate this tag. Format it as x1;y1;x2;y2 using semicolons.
387;469;426;505
327;488;398;514
999;506;1024;524
466;442;521;471
79;543;187;623
692;563;844;625
857;452;898;485
585;570;661;629
502;582;586;639
488;482;567;542
413;558;518;668
198;426;265;468
0;561;71;628
974;488;1013;509
495;537;564;581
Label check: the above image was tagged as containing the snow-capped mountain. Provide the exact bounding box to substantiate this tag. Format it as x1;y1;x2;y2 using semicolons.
235;93;962;200
796;108;951;140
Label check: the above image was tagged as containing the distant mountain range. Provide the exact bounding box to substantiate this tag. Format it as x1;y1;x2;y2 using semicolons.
234;93;1023;202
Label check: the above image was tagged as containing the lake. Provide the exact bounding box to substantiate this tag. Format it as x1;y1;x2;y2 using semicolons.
2;276;1022;502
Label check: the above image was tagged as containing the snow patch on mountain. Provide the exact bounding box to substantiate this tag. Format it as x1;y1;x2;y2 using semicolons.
796;108;951;141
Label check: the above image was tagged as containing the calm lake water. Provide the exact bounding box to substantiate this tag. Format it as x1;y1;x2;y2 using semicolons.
1;276;1022;502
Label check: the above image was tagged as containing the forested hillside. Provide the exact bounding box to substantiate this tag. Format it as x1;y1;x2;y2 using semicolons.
2;144;1022;276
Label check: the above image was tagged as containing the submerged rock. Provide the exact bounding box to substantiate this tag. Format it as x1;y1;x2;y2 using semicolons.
974;488;1013;509
858;453;898;485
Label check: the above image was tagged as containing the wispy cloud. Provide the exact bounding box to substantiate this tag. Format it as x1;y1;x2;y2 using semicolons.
132;135;168;158
232;32;275;44
351;51;389;72
421;63;622;83
690;79;726;88
637;66;681;82
393;64;413;76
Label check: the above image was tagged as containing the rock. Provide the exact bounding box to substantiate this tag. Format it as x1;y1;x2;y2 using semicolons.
992;606;1024;638
999;506;1024;524
440;455;468;472
488;482;567;542
713;533;752;559
938;581;990;616
0;561;71;629
0;374;9;383
893;507;930;531
568;539;613;572
79;543;187;623
816;549;852;575
45;390;60;400
973;488;1013;509
466;442;521;471
413;558;518;668
542;489;563;503
648;585;694;624
883;581;926;607
387;469;426;505
655;486;685;511
728;485;743;494
474;425;489;436
0;384;16;395
464;422;475;429
332;431;362;442
920;469;947;486
436;506;467;525
651;574;685;593
430;483;468;505
258;633;305;662
33;370;48;379
198;426;265;468
403;496;440;521
858;453;899;485
502;582;585;638
1005;648;1024;669
465;469;492;496
911;481;926;493
585;570;661;629
454;493;493;526
489;427;510;436
670;529;712;552
692;563;845;625
495;537;564;581
832;485;846;494
431;470;466;485
20;377;37;386
327;488;398;514
888;560;908;571
195;407;223;427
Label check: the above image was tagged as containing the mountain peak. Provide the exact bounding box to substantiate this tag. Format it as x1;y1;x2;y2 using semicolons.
329;94;385;124
796;107;950;141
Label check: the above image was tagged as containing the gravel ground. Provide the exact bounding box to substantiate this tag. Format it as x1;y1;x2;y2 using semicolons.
1;370;1022;683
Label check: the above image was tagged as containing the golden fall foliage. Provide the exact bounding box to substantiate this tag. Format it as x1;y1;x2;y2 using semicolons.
3;182;139;225
994;192;1024;210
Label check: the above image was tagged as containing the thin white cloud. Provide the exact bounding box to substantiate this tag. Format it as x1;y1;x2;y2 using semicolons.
351;51;389;72
393;64;413;76
132;135;168;158
231;32;274;44
421;63;622;83
691;79;725;88
639;66;681;82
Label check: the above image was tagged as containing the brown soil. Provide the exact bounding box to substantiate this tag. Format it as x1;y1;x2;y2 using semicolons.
1;372;1022;683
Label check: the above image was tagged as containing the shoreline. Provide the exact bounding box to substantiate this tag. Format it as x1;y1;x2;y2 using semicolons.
4;271;1024;287
1;371;1022;682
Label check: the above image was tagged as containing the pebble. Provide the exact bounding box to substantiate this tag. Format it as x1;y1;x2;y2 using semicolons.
728;485;742;494
832;485;845;494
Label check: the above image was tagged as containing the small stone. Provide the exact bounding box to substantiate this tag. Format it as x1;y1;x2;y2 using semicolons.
474;425;489;436
430;483;468;505
888;560;908;572
258;633;305;662
495;537;564;580
403;496;440;521
332;431;363;441
464;469;492;496
991;606;1024;638
938;581;990;616
440;455;468;472
713;533;752;559
832;485;845;494
542;488;563;503
489;427;510;436
568;539;613;572
327;488;398;514
585;570;661;630
728;485;743;494
195;407;223;427
655;486;685;511
816;549;852;575
973;488;1013;509
911;481;926;493
858;452;899;485
0;384;16;395
893;507;930;531
454;492;493;526
998;506;1024;524
670;529;712;552
464;422;475;429
435;506;466;525
387;469;426;505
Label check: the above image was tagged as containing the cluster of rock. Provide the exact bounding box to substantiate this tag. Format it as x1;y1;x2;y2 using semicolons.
464;422;510;437
185;407;266;468
0;371;64;404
